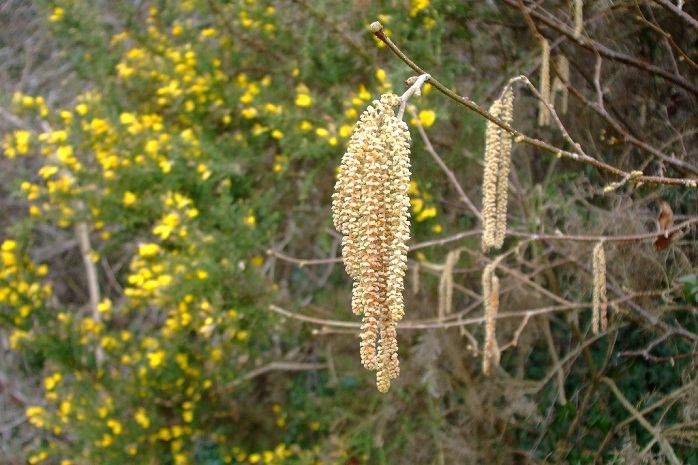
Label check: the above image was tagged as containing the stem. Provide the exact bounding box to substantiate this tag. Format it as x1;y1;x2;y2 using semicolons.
76;220;104;368
397;73;430;120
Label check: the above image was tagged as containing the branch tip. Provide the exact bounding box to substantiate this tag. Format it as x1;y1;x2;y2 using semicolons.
370;21;383;34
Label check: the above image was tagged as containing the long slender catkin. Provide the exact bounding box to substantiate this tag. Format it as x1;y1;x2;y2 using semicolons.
482;88;514;252
592;242;607;334
482;263;500;376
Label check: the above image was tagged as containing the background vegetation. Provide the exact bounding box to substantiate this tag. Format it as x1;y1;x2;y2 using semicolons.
0;0;696;464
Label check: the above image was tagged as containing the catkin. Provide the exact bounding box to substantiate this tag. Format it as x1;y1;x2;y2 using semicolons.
438;249;461;321
482;263;500;376
538;39;551;127
551;55;570;115
332;93;411;392
592;242;607;334
574;0;583;39
482;88;514;252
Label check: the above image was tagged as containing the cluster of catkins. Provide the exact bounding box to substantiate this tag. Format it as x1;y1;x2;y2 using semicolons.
332;93;411;393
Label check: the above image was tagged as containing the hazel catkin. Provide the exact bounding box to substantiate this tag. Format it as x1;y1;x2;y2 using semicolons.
332;93;412;392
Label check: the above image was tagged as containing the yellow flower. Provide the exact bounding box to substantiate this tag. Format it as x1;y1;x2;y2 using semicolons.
123;191;137;207
135;407;150;428
242;107;258;119
107;419;123;435
90;118;108;135
339;124;353;138
120;113;135;125
49;7;65;22
147;350;166;368
1;240;16;252
410;0;430;16
145;140;159;154
97;298;112;313
418;110;436;128
56;145;73;162
45;373;61;390
60;399;72;416
315;128;329;138
416;206;437;222
358;84;371;101
138;243;160;257
264;103;281;113
294;93;312;107
159;159;172;173
15;130;31;154
376;68;387;82
410;198;424;213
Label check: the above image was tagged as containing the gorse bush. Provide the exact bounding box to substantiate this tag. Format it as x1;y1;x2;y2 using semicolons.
1;1;697;464
0;1;407;463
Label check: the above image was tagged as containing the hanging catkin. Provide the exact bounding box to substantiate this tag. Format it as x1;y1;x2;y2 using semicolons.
552;55;570;115
482;263;500;376
332;93;411;392
574;0;584;39
482;88;514;252
592;242;607;334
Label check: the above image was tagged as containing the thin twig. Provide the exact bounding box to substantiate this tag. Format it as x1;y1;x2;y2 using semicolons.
228;362;328;387
76;221;104;368
269;302;588;331
408;107;482;220
652;0;698;30
601;377;682;465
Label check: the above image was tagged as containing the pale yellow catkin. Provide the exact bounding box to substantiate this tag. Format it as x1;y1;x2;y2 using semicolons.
574;0;583;39
538;39;551;127
592;242;607;334
482;88;514;252
495;89;514;249
332;93;411;392
552;55;570;115
438;249;461;321
482;263;500;376
482;99;502;252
